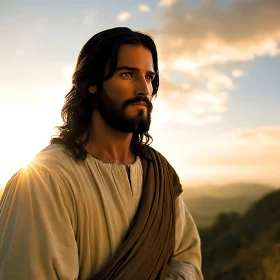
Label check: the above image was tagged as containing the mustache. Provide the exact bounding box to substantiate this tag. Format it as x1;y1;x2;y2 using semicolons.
123;96;153;110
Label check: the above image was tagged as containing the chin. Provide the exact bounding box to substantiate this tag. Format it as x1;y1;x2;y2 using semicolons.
127;107;147;116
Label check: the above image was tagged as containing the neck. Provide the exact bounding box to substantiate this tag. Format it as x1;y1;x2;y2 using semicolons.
85;111;135;165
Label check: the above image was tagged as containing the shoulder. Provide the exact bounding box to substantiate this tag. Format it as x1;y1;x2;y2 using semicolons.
28;143;85;175
31;143;73;167
5;144;72;189
144;146;167;162
145;147;183;196
2;144;79;211
145;146;173;168
5;144;84;192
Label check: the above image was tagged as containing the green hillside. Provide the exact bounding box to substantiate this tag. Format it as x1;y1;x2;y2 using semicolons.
185;196;260;228
200;190;280;279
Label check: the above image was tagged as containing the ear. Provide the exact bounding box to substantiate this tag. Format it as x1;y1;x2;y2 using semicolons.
88;85;97;94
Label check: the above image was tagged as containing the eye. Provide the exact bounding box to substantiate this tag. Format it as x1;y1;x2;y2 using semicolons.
146;75;155;81
121;72;133;78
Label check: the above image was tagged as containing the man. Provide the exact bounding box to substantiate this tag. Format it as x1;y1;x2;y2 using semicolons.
0;27;203;279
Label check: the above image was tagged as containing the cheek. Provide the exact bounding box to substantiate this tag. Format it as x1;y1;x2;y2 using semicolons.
103;80;131;99
148;84;154;97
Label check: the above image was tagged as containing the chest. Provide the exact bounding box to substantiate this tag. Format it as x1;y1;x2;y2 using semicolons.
70;161;143;277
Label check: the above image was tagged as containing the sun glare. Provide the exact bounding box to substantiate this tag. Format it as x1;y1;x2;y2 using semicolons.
0;88;64;189
0;123;50;189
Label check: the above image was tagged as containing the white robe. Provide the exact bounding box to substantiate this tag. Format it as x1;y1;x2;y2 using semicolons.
0;144;203;280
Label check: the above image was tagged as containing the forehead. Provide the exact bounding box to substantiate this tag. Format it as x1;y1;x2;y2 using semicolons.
116;44;154;70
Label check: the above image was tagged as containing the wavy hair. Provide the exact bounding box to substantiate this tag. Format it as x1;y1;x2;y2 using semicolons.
51;27;159;160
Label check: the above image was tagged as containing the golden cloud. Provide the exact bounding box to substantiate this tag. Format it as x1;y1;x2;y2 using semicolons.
151;0;280;65
174;126;280;185
148;0;280;124
226;126;280;142
150;124;280;185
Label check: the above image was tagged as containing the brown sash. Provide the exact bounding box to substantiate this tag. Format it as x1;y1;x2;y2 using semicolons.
91;148;182;280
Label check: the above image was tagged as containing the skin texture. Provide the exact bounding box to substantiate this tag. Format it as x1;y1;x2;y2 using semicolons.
86;44;155;165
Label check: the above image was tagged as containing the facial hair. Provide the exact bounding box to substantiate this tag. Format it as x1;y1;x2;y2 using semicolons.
95;88;153;133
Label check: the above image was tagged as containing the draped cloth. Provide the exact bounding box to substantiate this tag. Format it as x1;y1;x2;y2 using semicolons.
92;147;183;280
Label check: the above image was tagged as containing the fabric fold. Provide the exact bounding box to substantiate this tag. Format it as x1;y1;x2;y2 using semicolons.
91;147;183;280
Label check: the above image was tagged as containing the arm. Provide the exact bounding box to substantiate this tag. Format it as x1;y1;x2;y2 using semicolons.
165;196;204;280
0;165;79;280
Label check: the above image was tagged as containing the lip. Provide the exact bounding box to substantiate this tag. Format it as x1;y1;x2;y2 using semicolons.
131;102;148;108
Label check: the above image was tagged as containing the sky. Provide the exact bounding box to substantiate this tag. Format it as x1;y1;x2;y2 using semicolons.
0;0;280;189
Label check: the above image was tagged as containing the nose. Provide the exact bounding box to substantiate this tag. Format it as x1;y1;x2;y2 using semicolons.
135;76;152;97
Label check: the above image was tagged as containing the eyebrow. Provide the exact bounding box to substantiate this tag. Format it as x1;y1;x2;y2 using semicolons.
115;66;156;76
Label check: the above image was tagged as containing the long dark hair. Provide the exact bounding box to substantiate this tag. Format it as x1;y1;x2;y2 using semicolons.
51;27;159;160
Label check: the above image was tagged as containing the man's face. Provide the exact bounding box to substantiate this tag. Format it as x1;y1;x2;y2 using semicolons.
96;44;155;133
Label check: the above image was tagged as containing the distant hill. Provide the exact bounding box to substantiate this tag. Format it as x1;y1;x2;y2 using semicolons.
182;182;275;199
200;190;280;279
182;183;275;228
213;243;280;280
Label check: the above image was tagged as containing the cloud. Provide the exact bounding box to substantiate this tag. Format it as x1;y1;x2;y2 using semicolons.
152;0;280;66
117;12;132;22
212;126;280;178
150;124;280;186
156;67;233;124
207;126;280;164
180;126;280;185
232;69;245;78
146;0;280;125
159;0;178;8
138;4;150;13
206;74;234;91
156;72;229;124
83;10;98;25
226;126;280;142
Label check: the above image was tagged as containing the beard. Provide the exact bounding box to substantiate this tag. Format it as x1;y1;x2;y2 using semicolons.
95;88;153;134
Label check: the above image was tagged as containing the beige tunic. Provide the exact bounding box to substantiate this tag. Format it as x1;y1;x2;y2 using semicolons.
0;144;203;280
